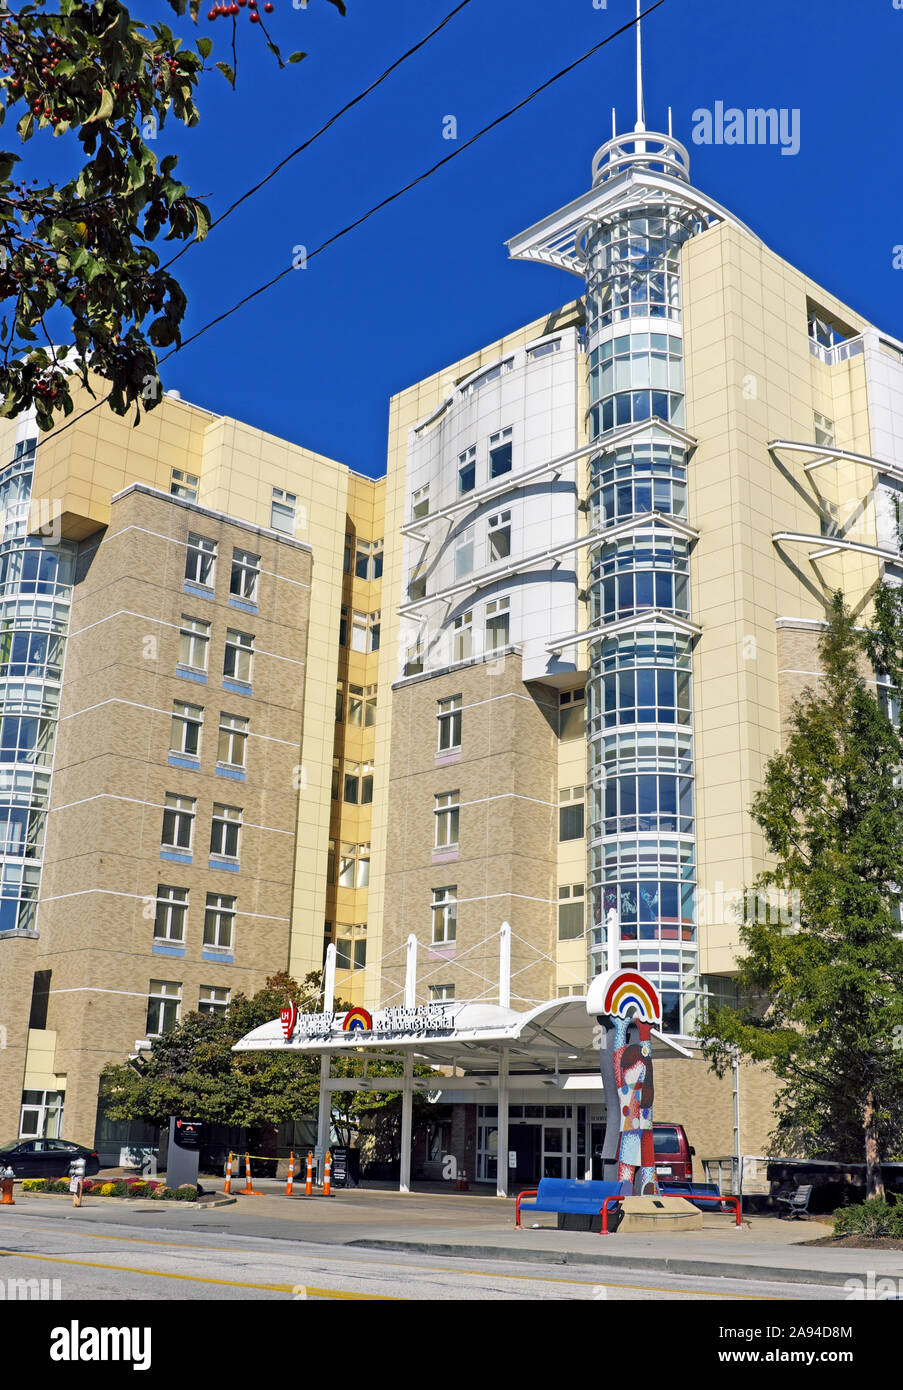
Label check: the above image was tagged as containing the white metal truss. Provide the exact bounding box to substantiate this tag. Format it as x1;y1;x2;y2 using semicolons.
772;531;900;564
398;513;698;618
506;167;758;277
769;438;903;488
399;418;697;540
546;609;702;655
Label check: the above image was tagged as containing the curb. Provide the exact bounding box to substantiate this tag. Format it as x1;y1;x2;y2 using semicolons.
13;1191;236;1210
345;1236;874;1288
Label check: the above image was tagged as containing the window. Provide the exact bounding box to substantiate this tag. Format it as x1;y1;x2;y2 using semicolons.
814;411;835;447
350;611;380;653
488;510;511;562
146;980;181;1036
170;468;199;502
348;684;377;727
455;528;475;580
154;885;188;943
335;681;345;723
458;445;476;496
527;338;561;359
178;616;210;671
485;596;510;652
204;893;236;949
355;540;383;581
270;487;296;534
210;803;241;859
326;840;337;884
162;793;195;851
223;629;253;684
453;611;472;663
185;533;216;587
336;923;367;971
435;791;460;848
339;606;349;647
343;761;374;805
489;427;513;479
338;842;370;889
198;985;230;1016
408;563;427;602
432;885;457;942
559;786;585;841
438;695;462;751
430;983;455;1002
230;548;260;602
331;756;340;801
217;712;248;767
343;534;353;575
558;884;585;941
411;486;430;521
461;358;514;396
171;702;202;757
559;688;585;740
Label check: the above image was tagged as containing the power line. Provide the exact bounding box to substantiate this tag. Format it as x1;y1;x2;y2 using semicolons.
160;0;666;364
164;0;475;269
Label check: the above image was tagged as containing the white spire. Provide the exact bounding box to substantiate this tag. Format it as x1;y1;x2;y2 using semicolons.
634;0;646;133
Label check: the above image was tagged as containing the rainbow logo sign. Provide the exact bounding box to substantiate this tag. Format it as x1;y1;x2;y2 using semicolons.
602;970;661;1024
342;1007;373;1033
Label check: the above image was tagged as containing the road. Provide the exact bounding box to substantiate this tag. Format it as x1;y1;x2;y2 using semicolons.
0;1208;852;1301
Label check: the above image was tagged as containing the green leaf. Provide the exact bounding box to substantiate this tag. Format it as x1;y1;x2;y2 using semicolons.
215;62;235;88
85;88;115;125
16;113;34;142
196;36;213;59
288;52;307;64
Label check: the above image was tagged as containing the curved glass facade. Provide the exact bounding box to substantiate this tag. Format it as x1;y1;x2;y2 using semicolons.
0;440;75;934
584;204;700;1034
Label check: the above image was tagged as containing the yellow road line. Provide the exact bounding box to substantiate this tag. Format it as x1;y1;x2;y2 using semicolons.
0;1247;399;1300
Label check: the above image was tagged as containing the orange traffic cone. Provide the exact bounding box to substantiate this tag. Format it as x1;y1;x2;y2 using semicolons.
223;1151;233;1195
305;1150;313;1196
322;1149;332;1198
285;1151;294;1197
238;1152;263;1196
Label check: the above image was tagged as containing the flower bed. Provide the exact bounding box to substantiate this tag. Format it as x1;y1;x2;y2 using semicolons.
21;1177;198;1201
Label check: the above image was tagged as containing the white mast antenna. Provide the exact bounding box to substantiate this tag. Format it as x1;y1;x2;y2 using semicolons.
634;0;646;134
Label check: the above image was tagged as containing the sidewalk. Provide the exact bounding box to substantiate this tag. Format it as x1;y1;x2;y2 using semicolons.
24;1181;903;1287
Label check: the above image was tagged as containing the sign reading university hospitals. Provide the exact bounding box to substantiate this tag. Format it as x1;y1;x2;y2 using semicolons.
279;1002;454;1043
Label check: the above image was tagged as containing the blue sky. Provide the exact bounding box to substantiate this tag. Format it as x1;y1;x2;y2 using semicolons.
38;0;903;474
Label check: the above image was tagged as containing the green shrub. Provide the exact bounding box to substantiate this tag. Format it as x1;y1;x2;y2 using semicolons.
108;1181;129;1197
127;1182;150;1198
832;1198;903;1239
171;1184;197;1201
152;1186;173;1200
50;1179;70;1194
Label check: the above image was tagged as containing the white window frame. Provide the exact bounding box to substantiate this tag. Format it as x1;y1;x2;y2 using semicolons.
434;792;460;849
217;712;248;767
489;426;513;480
485;596;510;653
147;979;181;1036
453;611;473;663
203;893;236;950
437;695;462;751
558;883;585;941
198;985;231;1016
179;616;210;671
170;469;199;502
488;510;511;563
455;527;475;580
210;803;242;859
154;885;188;943
185;533;216;588
270;487;297;534
171;701;203;757
223;629;254;684
162;793;195;852
457;445;476;496
411;485;430;521
431;885;458;943
230;548;260;602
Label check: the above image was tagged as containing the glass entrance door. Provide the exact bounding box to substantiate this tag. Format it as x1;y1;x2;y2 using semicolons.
541;1124;571;1178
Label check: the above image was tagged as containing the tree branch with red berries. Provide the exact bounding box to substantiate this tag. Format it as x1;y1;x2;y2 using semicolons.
0;0;345;431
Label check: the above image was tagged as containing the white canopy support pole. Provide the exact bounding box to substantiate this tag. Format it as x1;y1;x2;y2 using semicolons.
404;933;418;1009
606;906;619;975
316;1051;332;1184
399;1053;414;1194
496;1048;509;1199
323;942;336;1015
499;921;511;1009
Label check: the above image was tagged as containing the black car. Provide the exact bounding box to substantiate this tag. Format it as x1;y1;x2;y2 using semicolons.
0;1138;100;1179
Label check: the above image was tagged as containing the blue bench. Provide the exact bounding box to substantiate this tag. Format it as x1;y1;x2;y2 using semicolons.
515;1178;632;1228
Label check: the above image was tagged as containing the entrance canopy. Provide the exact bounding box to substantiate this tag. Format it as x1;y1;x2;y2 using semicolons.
232;997;691;1074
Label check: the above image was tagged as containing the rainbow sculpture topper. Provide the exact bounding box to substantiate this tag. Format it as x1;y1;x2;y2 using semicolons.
586;968;661;1196
342;1007;373;1033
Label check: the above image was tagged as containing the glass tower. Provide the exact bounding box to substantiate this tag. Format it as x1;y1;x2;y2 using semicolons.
0;433;76;934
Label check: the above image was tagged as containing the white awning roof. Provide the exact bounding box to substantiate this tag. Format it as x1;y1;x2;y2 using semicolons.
232;997;693;1075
